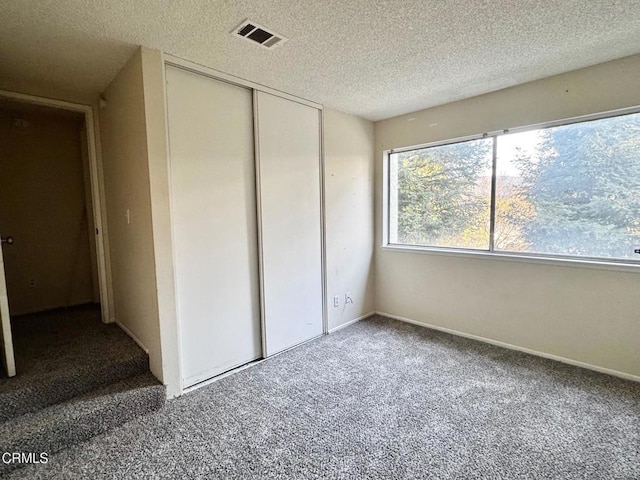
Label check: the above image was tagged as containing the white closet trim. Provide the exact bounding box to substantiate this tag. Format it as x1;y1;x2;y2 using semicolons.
164;54;323;110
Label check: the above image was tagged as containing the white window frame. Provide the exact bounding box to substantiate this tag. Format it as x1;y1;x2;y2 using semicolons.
382;105;640;273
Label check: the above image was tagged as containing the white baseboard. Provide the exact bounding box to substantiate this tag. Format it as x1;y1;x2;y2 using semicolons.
377;311;640;383
328;311;376;333
115;319;149;354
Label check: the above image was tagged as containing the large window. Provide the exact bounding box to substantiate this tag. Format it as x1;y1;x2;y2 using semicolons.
388;110;640;262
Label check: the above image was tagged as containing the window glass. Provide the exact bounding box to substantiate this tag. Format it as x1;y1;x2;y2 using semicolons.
389;138;493;249
387;110;640;262
495;113;640;259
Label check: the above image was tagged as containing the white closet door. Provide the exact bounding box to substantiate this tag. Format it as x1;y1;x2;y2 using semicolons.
166;66;261;387
255;91;324;356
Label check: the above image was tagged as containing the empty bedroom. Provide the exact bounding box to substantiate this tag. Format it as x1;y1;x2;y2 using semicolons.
0;1;638;478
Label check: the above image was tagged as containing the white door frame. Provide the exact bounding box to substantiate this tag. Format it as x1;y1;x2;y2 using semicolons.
0;89;113;324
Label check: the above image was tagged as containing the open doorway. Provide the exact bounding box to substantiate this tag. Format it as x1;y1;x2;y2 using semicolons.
0;92;119;390
0;92;162;459
0;99;100;317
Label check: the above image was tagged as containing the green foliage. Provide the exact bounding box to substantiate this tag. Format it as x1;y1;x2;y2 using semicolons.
512;114;640;258
493;193;536;251
392;112;640;260
395;139;492;248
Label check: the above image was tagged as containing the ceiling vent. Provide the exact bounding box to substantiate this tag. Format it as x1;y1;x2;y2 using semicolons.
232;19;288;49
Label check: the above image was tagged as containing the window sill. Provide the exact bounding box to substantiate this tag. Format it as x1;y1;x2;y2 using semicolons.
380;244;640;274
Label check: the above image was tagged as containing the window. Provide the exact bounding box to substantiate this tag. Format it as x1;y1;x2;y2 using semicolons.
387;110;640;262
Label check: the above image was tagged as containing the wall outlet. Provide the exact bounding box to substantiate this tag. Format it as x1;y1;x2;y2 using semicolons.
333;295;340;307
28;278;36;289
345;292;353;304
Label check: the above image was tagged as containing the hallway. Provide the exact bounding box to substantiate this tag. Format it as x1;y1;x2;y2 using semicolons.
1;304;150;419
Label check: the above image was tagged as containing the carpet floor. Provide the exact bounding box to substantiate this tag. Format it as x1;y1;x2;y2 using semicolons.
8;315;640;479
0;305;149;421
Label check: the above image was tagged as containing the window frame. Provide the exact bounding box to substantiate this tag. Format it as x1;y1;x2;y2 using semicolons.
382;105;640;271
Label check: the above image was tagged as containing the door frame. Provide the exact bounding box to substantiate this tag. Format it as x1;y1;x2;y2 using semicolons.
0;89;114;324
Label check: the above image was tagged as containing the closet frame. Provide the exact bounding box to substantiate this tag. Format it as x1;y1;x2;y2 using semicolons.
163;54;328;393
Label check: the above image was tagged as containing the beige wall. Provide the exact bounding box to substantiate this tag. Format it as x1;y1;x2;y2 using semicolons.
324;108;376;330
99;49;163;379
374;54;640;378
0;107;95;315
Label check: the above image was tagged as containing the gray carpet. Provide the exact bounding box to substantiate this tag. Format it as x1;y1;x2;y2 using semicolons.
0;305;149;421
0;305;164;476
0;372;165;476
8;315;640;479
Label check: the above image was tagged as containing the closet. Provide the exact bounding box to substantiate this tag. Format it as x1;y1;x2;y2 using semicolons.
255;92;324;356
165;65;324;388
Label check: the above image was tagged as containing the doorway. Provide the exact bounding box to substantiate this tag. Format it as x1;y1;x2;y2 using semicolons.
0;91;111;379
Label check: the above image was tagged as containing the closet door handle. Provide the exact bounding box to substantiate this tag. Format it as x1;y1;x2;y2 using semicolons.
1;236;13;245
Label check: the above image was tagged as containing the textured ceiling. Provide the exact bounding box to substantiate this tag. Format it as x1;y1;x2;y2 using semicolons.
1;1;639;121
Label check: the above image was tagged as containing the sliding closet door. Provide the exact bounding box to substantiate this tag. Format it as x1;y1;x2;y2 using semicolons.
255;91;324;356
166;66;261;387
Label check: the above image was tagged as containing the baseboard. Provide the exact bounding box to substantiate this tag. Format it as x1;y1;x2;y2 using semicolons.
328;311;376;333
376;311;640;383
115;319;149;354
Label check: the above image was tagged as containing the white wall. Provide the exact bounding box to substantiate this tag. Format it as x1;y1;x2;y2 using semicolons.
99;49;163;380
375;54;640;379
324;108;376;330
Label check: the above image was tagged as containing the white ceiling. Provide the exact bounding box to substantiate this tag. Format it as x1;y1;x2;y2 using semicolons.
1;1;639;121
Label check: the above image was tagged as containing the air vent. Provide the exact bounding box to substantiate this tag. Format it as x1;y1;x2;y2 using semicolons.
232;19;288;49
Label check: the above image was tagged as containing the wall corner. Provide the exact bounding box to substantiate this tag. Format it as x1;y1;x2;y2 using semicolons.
140;47;182;397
